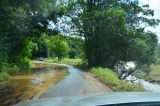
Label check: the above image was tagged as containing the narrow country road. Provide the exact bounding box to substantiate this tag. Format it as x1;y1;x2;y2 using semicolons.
38;62;113;99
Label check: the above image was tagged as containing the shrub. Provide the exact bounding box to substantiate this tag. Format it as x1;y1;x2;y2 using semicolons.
0;64;10;81
0;71;9;81
0;63;20;81
9;65;20;75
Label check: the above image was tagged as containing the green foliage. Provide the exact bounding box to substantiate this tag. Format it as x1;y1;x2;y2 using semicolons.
66;36;84;59
155;44;160;64
53;38;69;60
45;34;70;60
0;72;9;81
83;8;126;67
0;39;8;65
9;65;20;75
31;33;49;58
91;67;145;91
129;32;158;66
0;70;8;81
130;38;149;63
0;63;19;81
63;0;159;69
12;37;35;68
133;69;148;80
148;64;160;81
0;0;57;71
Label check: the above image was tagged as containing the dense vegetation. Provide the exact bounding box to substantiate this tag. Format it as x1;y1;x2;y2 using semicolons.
0;0;160;85
0;0;57;80
60;0;159;69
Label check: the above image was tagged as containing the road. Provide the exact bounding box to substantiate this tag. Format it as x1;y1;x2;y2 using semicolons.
39;62;113;99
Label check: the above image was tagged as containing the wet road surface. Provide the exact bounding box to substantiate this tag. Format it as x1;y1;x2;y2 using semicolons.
0;61;113;106
39;63;113;98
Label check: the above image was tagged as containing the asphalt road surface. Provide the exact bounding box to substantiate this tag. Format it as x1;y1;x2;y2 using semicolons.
39;62;113;99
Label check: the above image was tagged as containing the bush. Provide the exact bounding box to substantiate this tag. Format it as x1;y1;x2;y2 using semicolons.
133;69;148;79
91;67;145;91
0;63;20;81
9;65;20;75
0;71;9;81
148;64;160;81
0;63;10;81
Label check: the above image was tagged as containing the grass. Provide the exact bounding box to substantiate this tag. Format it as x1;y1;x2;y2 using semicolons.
46;58;88;71
149;64;160;81
46;58;83;66
91;67;145;92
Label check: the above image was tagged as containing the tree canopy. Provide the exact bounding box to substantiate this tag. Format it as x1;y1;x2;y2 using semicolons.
0;0;57;67
0;0;159;77
59;0;159;68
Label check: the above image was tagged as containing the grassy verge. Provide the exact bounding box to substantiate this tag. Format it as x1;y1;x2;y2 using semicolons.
91;67;145;91
45;58;83;66
45;58;88;71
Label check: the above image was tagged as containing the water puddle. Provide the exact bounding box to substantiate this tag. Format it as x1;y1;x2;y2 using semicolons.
0;62;68;106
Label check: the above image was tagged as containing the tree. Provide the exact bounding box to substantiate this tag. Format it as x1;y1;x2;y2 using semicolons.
0;0;57;68
129;32;158;65
46;35;70;61
155;43;160;64
66;36;84;58
60;0;159;68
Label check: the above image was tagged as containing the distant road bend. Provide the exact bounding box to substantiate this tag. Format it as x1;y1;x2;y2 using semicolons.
33;61;113;99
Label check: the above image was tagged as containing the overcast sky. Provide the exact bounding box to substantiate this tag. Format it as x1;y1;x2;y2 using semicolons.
140;0;160;39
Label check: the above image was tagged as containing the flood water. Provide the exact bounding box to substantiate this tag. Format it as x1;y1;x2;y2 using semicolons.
127;76;160;92
0;62;68;106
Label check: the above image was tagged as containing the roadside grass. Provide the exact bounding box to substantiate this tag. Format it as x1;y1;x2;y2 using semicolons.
149;64;160;81
45;58;89;71
91;67;146;92
46;58;83;66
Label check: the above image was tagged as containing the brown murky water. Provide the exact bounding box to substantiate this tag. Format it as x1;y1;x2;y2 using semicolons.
0;62;68;106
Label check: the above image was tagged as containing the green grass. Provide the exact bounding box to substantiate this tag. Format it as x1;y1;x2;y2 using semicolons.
46;58;83;66
149;64;160;81
46;58;88;71
91;67;145;92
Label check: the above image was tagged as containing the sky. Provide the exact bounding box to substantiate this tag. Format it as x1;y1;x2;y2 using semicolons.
140;0;160;39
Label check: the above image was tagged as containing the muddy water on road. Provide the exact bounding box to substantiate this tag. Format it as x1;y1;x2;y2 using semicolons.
0;63;68;106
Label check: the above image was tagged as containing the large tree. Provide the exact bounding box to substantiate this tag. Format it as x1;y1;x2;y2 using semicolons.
0;0;57;68
60;0;159;68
